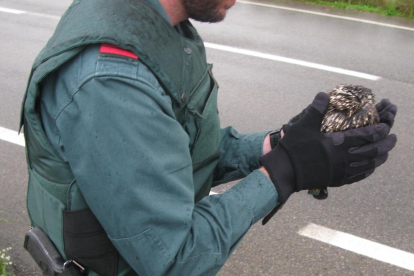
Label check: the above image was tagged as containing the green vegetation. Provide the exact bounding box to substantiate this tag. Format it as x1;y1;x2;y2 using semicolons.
0;247;12;276
0;216;12;276
299;0;414;18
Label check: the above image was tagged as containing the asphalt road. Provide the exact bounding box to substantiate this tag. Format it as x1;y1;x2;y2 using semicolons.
0;0;413;275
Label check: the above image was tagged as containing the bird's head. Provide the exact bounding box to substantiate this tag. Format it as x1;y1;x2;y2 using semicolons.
327;84;375;114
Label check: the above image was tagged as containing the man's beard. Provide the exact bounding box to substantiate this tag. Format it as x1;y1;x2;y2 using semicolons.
182;0;226;23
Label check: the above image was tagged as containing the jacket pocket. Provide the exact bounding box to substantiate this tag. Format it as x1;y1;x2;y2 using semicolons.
186;64;220;163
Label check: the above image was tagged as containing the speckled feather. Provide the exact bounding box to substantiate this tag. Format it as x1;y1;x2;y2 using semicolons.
321;85;380;133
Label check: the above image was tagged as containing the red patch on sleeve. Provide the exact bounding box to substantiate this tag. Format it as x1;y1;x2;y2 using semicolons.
100;43;138;59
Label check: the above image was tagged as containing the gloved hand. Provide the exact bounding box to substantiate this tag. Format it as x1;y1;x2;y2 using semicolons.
260;93;397;223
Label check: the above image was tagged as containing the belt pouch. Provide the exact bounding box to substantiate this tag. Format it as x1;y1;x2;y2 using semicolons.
63;208;118;276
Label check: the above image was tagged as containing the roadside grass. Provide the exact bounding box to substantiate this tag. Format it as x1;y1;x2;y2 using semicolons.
0;247;12;276
0;216;12;276
298;0;414;18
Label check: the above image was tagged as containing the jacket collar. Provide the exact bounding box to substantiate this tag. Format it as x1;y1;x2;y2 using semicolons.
144;0;172;25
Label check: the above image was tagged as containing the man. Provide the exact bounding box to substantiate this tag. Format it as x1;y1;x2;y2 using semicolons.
20;0;397;275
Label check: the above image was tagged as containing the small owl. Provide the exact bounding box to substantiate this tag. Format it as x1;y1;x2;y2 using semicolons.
309;84;380;199
321;84;380;133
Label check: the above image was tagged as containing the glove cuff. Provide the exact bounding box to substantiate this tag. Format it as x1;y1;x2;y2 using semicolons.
259;144;296;204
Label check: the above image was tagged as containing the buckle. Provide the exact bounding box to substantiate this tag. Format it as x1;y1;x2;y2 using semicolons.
64;260;85;274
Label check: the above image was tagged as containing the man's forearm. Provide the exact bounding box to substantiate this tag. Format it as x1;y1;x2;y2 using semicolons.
213;127;270;185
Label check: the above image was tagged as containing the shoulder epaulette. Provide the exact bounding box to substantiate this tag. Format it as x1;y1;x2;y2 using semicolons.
100;43;138;59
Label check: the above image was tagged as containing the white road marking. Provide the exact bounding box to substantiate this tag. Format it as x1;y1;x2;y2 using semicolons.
299;223;414;272
25;11;62;20
204;42;381;80
0;126;25;147
0;7;26;14
0;6;61;19
238;0;414;32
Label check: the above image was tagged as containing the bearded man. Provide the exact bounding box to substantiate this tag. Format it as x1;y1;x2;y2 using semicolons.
21;0;397;275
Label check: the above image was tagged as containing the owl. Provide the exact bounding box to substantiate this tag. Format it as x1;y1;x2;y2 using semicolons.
309;84;380;199
321;84;380;133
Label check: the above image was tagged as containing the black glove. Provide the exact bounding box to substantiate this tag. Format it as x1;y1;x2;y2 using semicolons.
269;105;310;149
260;93;397;224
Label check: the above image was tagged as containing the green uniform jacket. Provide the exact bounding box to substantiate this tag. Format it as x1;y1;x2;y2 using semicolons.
21;0;278;275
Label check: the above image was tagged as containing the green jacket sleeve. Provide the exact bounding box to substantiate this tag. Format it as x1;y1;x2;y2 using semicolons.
45;59;277;276
213;127;270;186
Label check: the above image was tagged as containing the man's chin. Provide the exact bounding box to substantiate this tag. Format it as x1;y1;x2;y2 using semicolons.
191;12;226;23
186;0;233;23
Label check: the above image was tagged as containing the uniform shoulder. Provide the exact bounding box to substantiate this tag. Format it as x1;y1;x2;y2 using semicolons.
94;44;159;87
41;43;172;122
67;44;159;90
